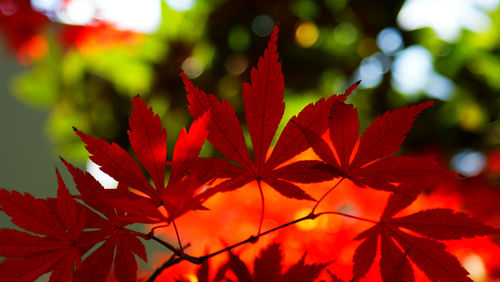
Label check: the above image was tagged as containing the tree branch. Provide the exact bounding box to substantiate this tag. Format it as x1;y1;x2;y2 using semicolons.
146;208;376;281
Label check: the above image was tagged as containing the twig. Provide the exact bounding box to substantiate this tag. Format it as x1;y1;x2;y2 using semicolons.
310;177;345;214
315;211;378;223
127;228;182;257
171;219;184;256
146;209;377;281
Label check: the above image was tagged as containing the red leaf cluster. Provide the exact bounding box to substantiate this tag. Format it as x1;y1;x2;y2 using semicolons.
185;243;330;282
1;26;498;281
184;27;338;202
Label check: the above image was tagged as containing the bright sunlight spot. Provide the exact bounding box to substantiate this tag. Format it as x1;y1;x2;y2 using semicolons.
392;45;433;95
31;0;59;13
164;0;196;11
93;0;161;33
462;253;487;281
295;209;317;230
86;159;118;189
58;0;95;25
34;0;162;33
392;45;454;99
398;0;499;42
184;274;198;282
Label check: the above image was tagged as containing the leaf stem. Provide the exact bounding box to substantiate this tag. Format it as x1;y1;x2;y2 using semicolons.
171;219;184;256
127;228;182;256
310;177;345;214
257;180;265;236
149;224;169;236
150;236;182;256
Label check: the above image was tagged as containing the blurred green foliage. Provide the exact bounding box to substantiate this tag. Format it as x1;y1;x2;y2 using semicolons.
2;0;499;178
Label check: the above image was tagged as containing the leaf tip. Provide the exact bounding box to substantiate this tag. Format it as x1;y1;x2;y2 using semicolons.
180;72;189;82
271;25;279;38
342;80;361;99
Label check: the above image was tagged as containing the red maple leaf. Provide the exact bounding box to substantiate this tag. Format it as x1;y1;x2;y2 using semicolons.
61;160;148;282
298;98;453;195
183;26;359;231
61;96;213;280
352;182;498;281
73;96;212;223
75;225;147;282
188;243;329;282
0;171;90;281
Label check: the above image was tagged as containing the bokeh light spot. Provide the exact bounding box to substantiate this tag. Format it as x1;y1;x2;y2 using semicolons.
451;149;486;177
376;27;403;55
290;0;318;19
164;0;196;11
333;22;357;45
325;0;347;12
295;21;319;48
225;54;248;76
392;45;432;95
218;76;241;98
1;0;19;16
228;26;251;52
357;53;388;88
181;56;204;79
252;15;274;37
457;103;485;131
425;73;454;100
392;45;455;99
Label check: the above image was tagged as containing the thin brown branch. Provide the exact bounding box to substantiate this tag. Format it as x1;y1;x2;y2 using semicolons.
310;177;345;214
315;211;378;224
